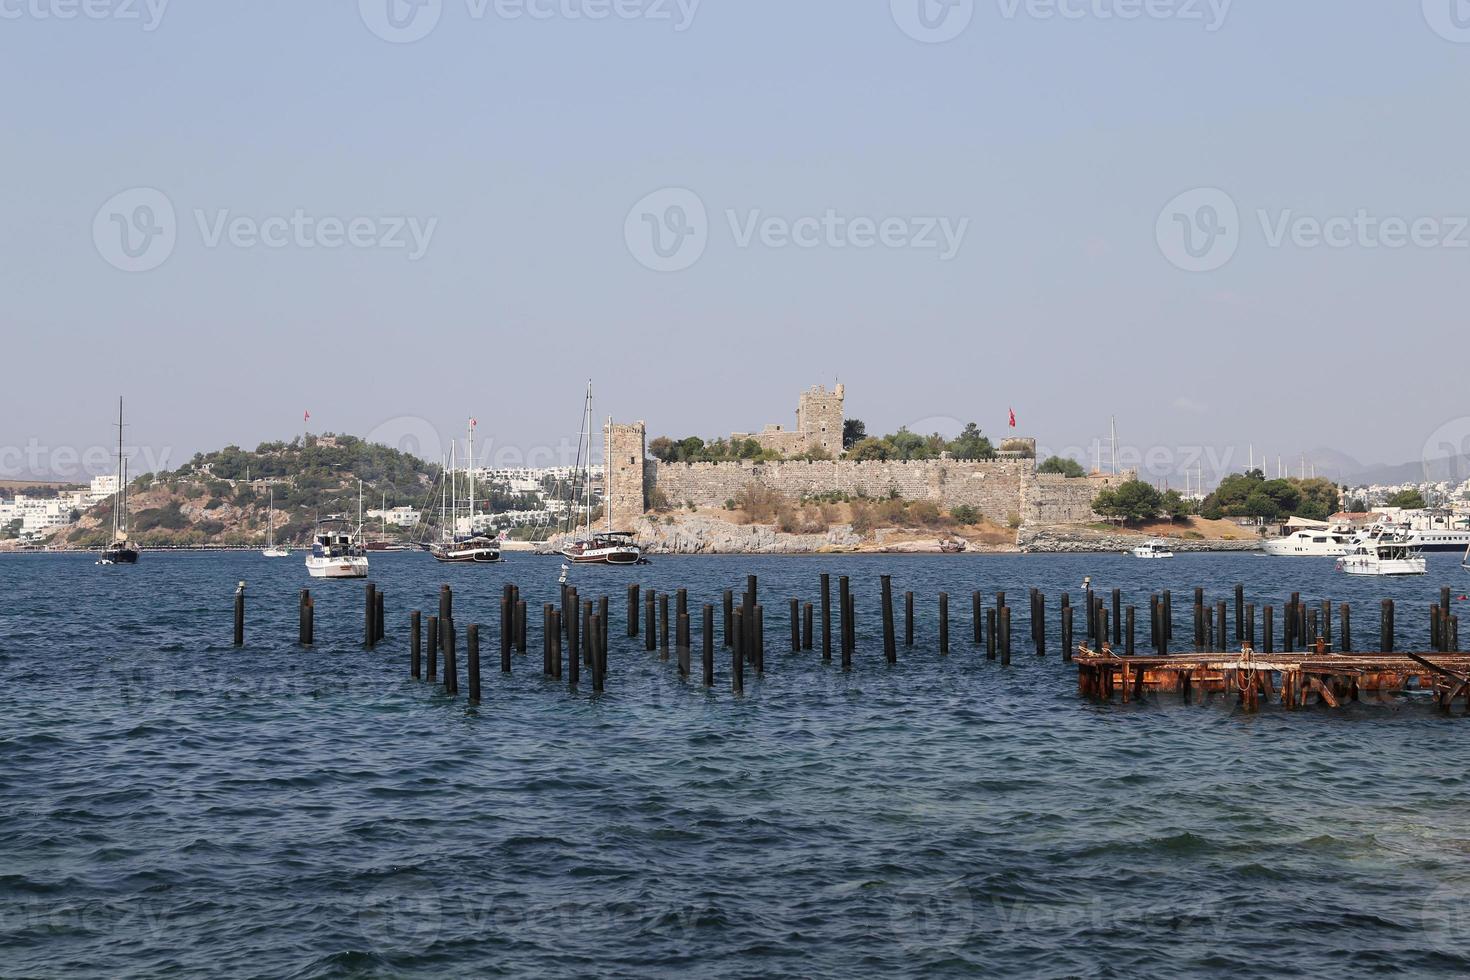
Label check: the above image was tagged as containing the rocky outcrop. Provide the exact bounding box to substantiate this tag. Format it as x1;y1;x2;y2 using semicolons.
1017;525;1261;554
542;516;863;555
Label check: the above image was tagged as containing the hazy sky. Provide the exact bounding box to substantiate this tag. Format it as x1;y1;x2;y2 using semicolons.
4;1;1468;485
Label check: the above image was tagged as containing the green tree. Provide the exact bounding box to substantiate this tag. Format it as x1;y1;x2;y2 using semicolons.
1161;489;1191;521
677;436;706;462
842;419;867;450
947;423;996;461
1093;480;1163;525
1386;488;1427;509
848;438;892;462
648;437;677;463
1038;455;1086;478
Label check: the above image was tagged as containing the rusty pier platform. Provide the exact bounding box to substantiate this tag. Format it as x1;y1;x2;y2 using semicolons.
1074;642;1470;711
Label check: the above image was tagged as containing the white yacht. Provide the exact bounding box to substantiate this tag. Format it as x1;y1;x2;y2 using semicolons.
1353;515;1470;553
1337;536;1426;577
1132;541;1174;559
1261;526;1355;557
306;516;370;578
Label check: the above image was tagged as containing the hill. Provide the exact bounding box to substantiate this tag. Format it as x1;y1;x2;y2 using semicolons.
60;433;440;549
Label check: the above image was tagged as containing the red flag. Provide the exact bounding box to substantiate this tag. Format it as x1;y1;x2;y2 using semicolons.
1008;408;1017;429
303;410;311;422
470;418;478;428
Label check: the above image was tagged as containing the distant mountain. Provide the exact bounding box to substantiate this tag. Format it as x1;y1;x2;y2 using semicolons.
1294;446;1470;487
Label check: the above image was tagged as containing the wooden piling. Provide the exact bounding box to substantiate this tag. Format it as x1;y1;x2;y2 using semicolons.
1111;588;1121;647
1035;592;1046;657
1125;606;1135;657
724;588;734;649
803;602;813;650
363;582;375;648
904;590;914;647
754;605;765;674
1000;605;1011;666
732;607;745;693
1062;604;1074;662
973;591;983;646
467;624;481;705
1234;583;1244;641
703;604;715;687
1245;603;1256;649
1162;590;1173;645
1150;594;1160;649
426;614;439;682
566;610;578;688
645;590;656;652
442;617;458;696
986;608;996;660
881;576;896;664
1382;599;1394;652
517;598;528;654
500;596;512;673
939;592;950;655
591;613;605;693
820;574;832;662
233;581;245;648
410;610;421;678
1263;606;1274;654
839;575;853;670
1339;603;1351;653
599;596;609;660
550;609;562;681
627;584;639;637
659;592;670;659
543;604;554;676
790;597;801;654
678;612;691;679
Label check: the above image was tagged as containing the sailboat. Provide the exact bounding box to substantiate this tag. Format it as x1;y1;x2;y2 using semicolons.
430;418;501;563
560;382;640;565
97;396;139;565
262;486;289;557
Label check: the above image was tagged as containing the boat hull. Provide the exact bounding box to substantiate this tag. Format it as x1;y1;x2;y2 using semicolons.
1337;557;1427;576
306;557;370;579
562;549;641;565
431;549;502;563
99;546;139;564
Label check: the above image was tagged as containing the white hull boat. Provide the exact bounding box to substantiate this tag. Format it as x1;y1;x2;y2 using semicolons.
1132;541;1174;559
1337;538;1426;577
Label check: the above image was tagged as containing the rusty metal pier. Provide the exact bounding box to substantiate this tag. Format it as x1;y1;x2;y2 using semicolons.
1075;640;1470;711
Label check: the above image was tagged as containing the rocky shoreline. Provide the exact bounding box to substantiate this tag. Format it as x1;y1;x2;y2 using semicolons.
1017;526;1261;554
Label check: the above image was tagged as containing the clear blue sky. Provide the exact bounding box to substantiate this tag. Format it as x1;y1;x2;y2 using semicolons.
3;2;1466;484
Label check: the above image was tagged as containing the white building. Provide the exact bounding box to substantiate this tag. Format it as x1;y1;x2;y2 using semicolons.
367;506;421;528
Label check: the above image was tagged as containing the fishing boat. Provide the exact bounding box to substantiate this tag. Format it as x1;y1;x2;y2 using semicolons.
560;382;641;566
261;487;289;557
305;483;369;579
1131;541;1174;559
97;396;139;565
1337;535;1426;576
431;419;501;564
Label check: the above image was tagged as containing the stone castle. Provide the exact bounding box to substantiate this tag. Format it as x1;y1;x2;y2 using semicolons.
603;386;1122;529
731;384;845;457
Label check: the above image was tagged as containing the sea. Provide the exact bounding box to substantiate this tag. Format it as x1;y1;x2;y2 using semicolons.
2;550;1469;978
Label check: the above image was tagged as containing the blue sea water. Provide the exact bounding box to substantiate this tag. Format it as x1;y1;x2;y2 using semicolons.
2;550;1470;978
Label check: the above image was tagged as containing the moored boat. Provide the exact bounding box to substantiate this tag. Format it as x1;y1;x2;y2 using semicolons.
559;381;641;566
261;487;289;557
430;418;501;564
1131;541;1174;559
1336;536;1426;576
305;516;369;578
97;396;139;566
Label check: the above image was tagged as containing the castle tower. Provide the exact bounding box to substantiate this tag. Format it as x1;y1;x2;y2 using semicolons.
603;420;647;525
795;383;844;456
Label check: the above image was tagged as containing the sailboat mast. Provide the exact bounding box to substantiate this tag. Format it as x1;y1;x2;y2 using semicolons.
467;419;474;536
583;382;593;539
450;442;458;538
114;396;124;539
